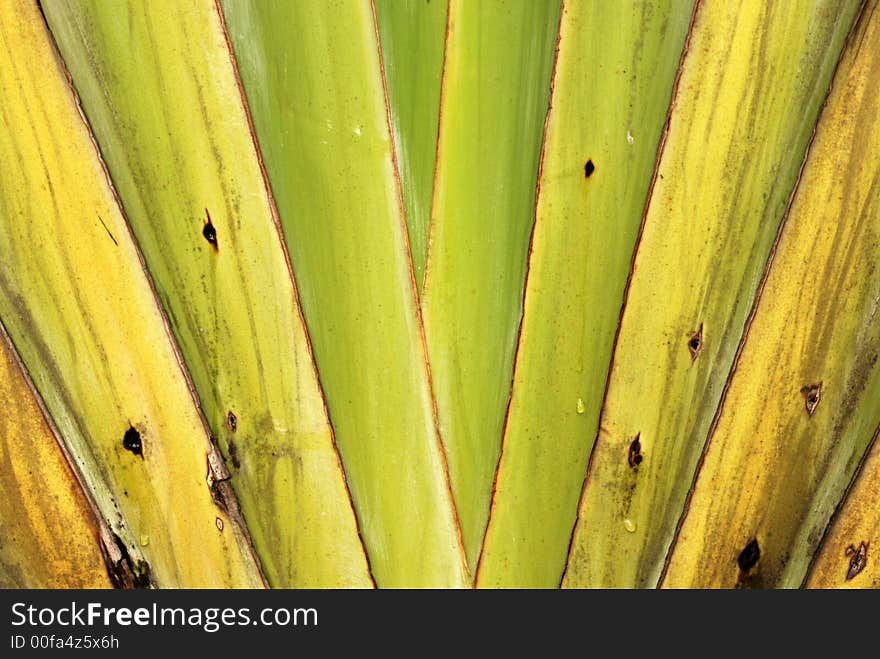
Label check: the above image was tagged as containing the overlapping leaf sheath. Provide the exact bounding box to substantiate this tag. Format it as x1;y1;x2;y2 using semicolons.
564;0;862;588
221;0;468;587
43;0;372;588
420;0;561;570
477;0;695;588
0;0;263;587
374;0;447;289
0;324;111;588
661;0;880;588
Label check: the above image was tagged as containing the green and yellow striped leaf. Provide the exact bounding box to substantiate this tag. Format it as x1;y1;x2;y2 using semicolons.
374;0;447;288
0;0;264;588
807;425;880;588
564;0;862;589
0;322;111;588
477;0;696;588
661;0;880;588
43;0;372;589
221;0;469;587
421;0;561;570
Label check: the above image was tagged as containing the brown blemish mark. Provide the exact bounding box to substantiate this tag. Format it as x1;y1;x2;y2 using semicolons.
122;424;143;458
206;445;232;512
845;541;868;580
215;517;224;532
687;324;703;361
227;439;241;469
583;159;595;178
202;208;218;250
227;410;238;432
627;433;643;469
800;382;822;417
737;538;760;572
96;213;118;246
102;533;152;589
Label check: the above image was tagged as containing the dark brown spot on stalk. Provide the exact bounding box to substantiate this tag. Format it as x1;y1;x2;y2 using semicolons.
206;449;232;512
227;440;241;469
845;542;868;580
104;533;151;589
202;208;218;249
687;325;703;361
627;434;643;468
737;538;760;572
584;160;595;178
122;425;143;458
227;410;237;432
800;383;822;417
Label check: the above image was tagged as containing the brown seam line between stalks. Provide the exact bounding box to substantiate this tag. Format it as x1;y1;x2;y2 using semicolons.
0;319;131;588
473;0;566;585
369;0;471;584
656;0;871;588
213;0;378;589
558;0;703;588
419;0;452;298
38;3;268;588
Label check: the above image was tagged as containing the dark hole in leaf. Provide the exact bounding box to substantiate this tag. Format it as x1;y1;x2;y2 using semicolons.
737;538;760;572
845;541;868;580
687;325;703;361
800;383;822;417
122;425;143;458
202;208;218;249
627;434;642;468
227;410;238;433
584;160;595;178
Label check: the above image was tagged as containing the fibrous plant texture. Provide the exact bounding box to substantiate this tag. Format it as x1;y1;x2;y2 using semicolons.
1;0;877;589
